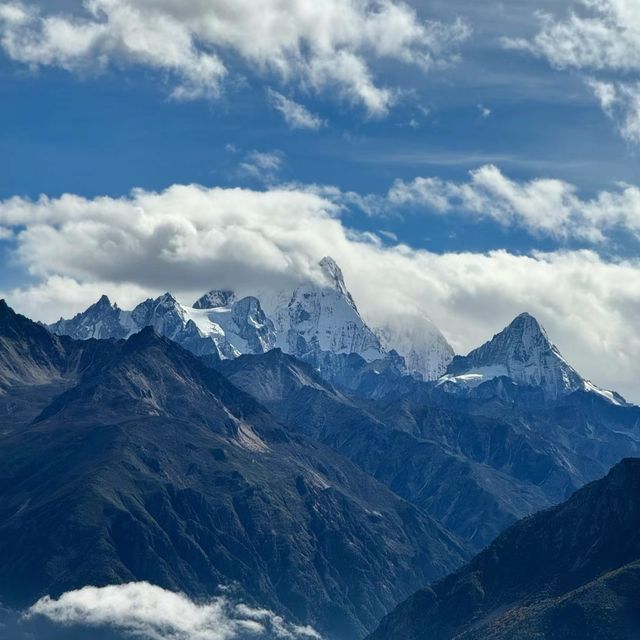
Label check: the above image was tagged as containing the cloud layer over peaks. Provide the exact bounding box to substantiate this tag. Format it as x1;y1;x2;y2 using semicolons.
2;181;640;402
0;0;469;116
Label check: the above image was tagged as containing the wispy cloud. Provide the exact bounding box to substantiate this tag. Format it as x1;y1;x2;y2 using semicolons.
28;582;322;640
477;104;491;119
237;150;284;184
267;90;325;130
503;0;640;143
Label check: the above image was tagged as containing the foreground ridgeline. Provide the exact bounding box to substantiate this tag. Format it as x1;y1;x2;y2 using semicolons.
368;458;640;640
1;288;639;639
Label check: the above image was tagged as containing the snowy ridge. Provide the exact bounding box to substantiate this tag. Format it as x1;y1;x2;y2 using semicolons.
47;257;455;380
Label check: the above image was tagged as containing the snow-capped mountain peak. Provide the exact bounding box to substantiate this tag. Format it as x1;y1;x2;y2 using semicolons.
49;295;129;340
264;257;384;362
439;312;614;400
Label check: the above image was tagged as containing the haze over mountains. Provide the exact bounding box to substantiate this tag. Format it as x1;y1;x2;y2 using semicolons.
2;256;639;639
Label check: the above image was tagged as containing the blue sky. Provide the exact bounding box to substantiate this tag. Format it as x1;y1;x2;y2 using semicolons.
1;0;640;399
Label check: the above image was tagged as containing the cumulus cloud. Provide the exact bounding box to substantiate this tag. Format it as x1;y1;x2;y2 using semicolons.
0;0;469;116
28;582;322;640
1;181;640;401
388;164;640;242
267;90;325;130
504;0;640;142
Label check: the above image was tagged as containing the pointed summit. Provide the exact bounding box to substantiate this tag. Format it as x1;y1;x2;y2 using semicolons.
319;256;348;292
123;325;164;352
267;257;383;362
443;312;584;399
0;299;11;317
95;294;112;308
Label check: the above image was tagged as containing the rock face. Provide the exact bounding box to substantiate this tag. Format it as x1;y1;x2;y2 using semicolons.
368;458;640;640
440;312;620;401
0;301;468;640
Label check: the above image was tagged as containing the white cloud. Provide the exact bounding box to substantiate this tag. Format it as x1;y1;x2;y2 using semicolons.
1;181;640;401
504;0;640;142
28;582;321;640
388;164;640;242
0;0;470;116
0;226;12;239
267;90;325;130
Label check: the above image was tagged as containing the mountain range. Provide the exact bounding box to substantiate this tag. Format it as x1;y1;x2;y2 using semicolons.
2;256;639;639
0;300;467;640
49;257;454;382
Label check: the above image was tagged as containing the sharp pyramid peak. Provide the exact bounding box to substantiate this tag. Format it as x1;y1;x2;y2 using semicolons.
510;311;543;327
93;294;114;309
503;312;549;339
318;256;354;301
319;256;344;284
157;292;179;305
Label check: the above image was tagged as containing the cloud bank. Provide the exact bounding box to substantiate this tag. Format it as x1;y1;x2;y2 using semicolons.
28;582;321;640
0;0;469;116
1;179;640;401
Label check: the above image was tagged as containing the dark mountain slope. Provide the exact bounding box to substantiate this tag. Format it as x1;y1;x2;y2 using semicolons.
368;457;640;640
0;309;468;640
218;351;595;548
